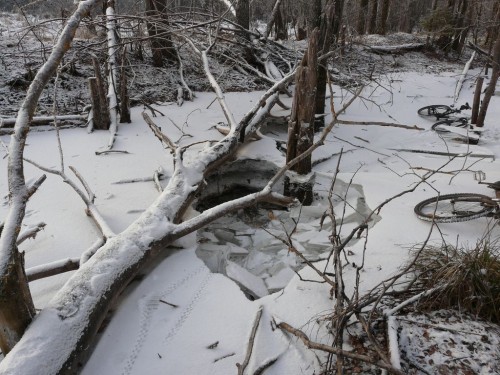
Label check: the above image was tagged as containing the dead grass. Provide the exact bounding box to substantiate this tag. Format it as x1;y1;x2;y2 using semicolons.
410;238;500;323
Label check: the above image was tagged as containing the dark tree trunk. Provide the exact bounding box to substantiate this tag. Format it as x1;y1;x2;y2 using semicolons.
274;3;288;40
368;0;378;34
236;0;250;31
89;58;110;130
145;0;177;67
314;1;336;128
376;0;391;35
471;77;483;125
357;0;369;34
332;0;345;37
451;0;469;53
0;249;36;354
477;30;500;127
285;29;319;205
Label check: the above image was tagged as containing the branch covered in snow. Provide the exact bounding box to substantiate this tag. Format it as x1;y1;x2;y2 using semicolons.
0;46;294;373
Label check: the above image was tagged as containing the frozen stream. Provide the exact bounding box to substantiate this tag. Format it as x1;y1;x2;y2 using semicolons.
195;160;380;299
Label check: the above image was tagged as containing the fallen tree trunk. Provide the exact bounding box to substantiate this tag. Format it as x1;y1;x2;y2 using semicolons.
368;43;425;55
0;115;87;127
0;0;101;356
0;65;296;375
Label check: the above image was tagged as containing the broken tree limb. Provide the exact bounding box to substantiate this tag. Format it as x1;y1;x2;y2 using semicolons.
336;119;424;131
142;112;177;151
277;322;405;374
0;63;294;374
26;257;80;282
16;222;46;245
236;307;263;375
454;51;475;104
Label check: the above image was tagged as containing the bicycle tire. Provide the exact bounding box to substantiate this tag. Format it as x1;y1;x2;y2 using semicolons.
417;105;452;118
431;119;468;133
414;193;495;223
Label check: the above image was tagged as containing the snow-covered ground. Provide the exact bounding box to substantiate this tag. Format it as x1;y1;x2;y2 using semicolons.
1;15;500;373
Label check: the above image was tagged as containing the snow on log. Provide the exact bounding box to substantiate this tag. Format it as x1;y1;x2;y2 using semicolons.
368;43;425;55
0;71;296;374
0;115;87;127
0;0;102;356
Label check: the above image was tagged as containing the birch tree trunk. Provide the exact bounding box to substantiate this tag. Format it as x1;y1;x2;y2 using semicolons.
0;0;101;355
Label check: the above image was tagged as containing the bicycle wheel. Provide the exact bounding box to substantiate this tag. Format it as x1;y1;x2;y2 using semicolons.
414;193;495;223
431;118;468;133
417;105;452;118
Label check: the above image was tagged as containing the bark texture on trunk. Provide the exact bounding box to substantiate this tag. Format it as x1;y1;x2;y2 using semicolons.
285;29;319;205
357;0;369;34
145;0;177;67
477;32;500;127
0;250;35;355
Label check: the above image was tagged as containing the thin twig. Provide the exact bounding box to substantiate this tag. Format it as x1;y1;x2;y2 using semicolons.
237;307;263;375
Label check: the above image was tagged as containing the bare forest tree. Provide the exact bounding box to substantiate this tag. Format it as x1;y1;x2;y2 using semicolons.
477;5;500;127
145;0;177;67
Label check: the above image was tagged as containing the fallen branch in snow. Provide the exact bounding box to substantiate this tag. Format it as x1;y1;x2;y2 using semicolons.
334;136;391;157
142;112;177;152
214;352;236;363
23;158;116;241
236;307;263;375
26;258;80;282
277;322;405;374
390;149;495;159
336;119;424;131
252;356;279;375
112;172;168;185
367;43;425;55
0;51;295;373
0;115;87;127
95;149;130;155
16;223;46;245
159;299;178;308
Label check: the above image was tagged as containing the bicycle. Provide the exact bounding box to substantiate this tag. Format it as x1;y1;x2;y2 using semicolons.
414;181;500;223
417;103;471;120
431;117;470;133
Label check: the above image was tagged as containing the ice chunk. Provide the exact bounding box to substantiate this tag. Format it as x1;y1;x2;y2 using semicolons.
265;267;296;292
225;261;269;299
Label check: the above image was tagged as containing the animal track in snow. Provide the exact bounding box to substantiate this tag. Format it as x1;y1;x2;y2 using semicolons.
121;265;207;375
